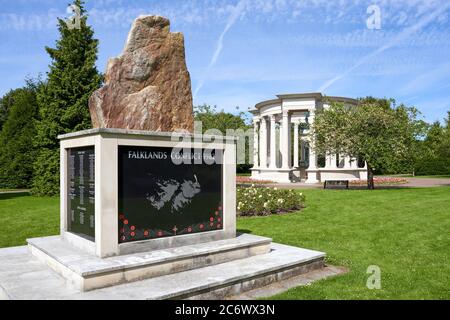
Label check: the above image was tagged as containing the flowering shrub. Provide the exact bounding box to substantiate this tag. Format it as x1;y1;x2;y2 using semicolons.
350;177;408;186
236;176;273;185
237;186;305;216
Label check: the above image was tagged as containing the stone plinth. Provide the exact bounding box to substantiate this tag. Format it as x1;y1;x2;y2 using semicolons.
0;241;326;300
56;128;237;258
28;234;272;292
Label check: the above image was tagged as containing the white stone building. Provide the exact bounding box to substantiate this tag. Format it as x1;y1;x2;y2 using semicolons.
250;93;368;184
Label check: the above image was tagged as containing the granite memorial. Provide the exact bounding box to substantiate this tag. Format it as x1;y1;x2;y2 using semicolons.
89;15;194;133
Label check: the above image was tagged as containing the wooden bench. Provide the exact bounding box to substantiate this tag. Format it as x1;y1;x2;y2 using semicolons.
324;180;349;190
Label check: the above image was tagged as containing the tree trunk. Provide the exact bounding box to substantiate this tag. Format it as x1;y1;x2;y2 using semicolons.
367;165;375;190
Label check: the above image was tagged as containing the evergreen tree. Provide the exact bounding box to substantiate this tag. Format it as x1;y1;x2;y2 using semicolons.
0;80;40;189
0;89;18;131
32;0;102;196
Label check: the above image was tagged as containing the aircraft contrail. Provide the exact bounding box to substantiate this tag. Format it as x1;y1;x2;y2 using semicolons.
193;0;248;99
317;2;450;92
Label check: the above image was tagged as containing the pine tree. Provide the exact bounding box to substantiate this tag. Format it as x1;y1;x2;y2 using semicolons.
0;80;40;189
0;89;17;131
32;0;102;196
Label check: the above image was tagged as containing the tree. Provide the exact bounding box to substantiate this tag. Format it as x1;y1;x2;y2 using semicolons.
194;104;251;134
414;114;450;176
0;80;40;189
0;89;19;131
32;0;102;196
194;104;252;173
312;98;420;189
442;112;450;171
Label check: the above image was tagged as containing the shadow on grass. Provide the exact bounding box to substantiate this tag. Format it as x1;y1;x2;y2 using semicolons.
237;229;254;235
0;192;31;200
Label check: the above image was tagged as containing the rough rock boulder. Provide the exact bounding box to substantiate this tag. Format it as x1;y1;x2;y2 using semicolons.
89;15;194;132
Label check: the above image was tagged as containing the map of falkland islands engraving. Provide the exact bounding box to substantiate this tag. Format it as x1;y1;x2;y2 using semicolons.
146;174;201;213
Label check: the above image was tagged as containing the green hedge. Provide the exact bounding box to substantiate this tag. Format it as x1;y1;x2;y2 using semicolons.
415;158;450;176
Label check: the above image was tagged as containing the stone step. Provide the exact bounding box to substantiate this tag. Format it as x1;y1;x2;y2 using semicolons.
27;233;272;292
0;242;326;300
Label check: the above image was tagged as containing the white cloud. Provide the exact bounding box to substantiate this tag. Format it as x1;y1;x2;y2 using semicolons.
1;0;449;31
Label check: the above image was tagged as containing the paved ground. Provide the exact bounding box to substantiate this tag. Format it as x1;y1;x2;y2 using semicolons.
241;177;450;189
399;177;450;188
0;242;327;300
0;190;30;195
227;265;348;300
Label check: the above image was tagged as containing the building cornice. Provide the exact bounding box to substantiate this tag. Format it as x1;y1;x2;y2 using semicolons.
254;98;282;110
253;93;358;110
276;92;323;100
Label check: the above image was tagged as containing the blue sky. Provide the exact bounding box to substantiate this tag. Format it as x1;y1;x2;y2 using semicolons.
1;0;449;123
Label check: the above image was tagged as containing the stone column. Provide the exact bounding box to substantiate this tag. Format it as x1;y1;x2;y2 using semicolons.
308;144;318;170
348;157;357;168
327;153;337;169
344;156;352;169
300;140;305;163
259;117;268;168
293;122;300;168
269;115;277;169
306;110;319;184
281;111;291;169
252;119;260;169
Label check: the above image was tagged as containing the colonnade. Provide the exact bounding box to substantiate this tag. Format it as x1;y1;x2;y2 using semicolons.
252;110;366;175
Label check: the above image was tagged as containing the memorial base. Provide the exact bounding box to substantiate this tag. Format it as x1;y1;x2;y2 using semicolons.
27;233;272;292
0;235;326;300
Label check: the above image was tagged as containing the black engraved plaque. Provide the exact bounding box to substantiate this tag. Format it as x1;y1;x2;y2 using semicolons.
118;146;223;243
67;147;95;241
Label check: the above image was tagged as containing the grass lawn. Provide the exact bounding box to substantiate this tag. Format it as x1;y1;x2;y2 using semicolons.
237;173;251;177
238;187;450;300
0;193;59;248
0;188;449;299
